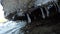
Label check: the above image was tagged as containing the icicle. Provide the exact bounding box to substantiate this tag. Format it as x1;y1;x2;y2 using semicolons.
52;1;59;12
12;14;16;20
44;7;49;17
52;2;56;7
40;7;45;19
26;13;31;23
54;1;60;12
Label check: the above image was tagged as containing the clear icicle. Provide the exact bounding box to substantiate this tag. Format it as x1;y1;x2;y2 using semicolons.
44;7;49;17
40;7;45;19
54;2;60;12
52;1;58;11
26;14;31;23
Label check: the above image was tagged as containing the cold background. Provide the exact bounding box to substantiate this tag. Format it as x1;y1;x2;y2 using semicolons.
0;0;60;34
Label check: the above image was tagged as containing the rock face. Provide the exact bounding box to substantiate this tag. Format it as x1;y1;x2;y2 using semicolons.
1;0;58;20
0;0;60;34
1;0;34;20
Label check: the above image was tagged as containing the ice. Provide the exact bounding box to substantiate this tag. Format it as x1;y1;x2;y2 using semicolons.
0;21;27;34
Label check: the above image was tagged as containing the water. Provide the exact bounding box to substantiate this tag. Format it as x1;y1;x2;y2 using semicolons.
0;21;27;34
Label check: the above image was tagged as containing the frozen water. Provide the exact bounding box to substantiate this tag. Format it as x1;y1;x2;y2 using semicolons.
34;0;57;6
0;3;7;23
0;21;27;34
0;3;26;34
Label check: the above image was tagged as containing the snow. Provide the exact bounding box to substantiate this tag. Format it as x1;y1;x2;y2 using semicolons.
0;3;7;23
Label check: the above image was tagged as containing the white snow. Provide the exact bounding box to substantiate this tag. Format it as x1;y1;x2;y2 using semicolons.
0;3;7;23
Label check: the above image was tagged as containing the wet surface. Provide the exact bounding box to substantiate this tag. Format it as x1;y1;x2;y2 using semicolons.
0;0;60;34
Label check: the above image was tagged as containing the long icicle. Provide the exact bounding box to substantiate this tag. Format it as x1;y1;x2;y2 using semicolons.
52;1;59;12
44;7;49;17
40;7;45;19
54;1;60;12
26;13;31;23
